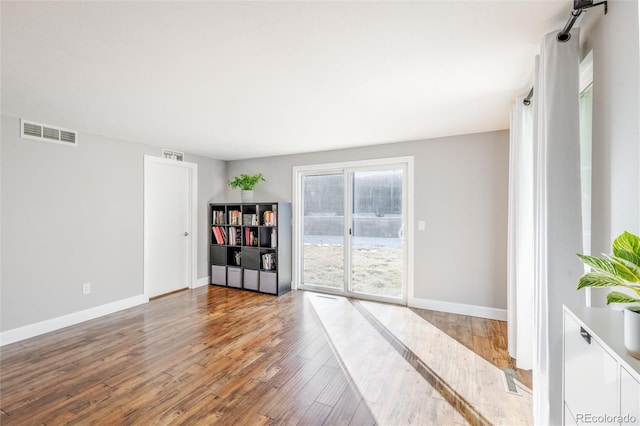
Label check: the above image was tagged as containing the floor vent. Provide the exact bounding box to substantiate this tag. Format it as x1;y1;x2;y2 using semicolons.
21;119;78;147
500;368;522;395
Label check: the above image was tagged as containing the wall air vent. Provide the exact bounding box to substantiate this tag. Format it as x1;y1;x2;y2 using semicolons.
20;119;78;147
162;148;184;161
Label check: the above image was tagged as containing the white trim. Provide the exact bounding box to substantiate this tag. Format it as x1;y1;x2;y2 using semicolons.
292;156;415;174
194;276;210;288
0;295;148;346
292;156;414;305
408;296;507;321
292;169;301;290
579;50;593;307
143;156;198;298
345;169;352;296
579;50;593;93
406;157;415;306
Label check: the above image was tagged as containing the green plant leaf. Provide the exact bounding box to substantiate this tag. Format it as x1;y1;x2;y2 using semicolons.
614;250;640;271
226;173;265;190
608;255;640;282
577;271;626;290
606;290;640;305
577;254;618;274
612;231;640;267
629;286;640;298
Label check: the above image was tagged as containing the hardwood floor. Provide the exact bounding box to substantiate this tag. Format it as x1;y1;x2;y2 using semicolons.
1;286;530;425
307;294;469;425
409;307;532;389
360;301;532;425
0;287;374;425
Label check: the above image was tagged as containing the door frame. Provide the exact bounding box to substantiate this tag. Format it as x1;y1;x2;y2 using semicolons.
292;156;414;305
143;155;198;298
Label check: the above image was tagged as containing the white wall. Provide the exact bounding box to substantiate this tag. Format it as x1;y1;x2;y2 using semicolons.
187;151;227;281
0;115;226;332
226;130;510;315
582;0;640;306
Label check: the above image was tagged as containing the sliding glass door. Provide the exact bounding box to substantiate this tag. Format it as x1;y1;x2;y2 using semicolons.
349;168;404;299
301;173;345;290
295;158;410;304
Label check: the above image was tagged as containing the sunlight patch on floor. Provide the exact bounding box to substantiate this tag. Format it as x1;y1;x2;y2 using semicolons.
359;300;533;425
307;292;468;425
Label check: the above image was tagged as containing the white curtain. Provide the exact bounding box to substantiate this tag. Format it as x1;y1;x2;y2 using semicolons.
509;29;584;425
507;94;534;370
533;30;584;425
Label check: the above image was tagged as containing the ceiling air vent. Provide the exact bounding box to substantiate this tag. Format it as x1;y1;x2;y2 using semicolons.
20;119;78;147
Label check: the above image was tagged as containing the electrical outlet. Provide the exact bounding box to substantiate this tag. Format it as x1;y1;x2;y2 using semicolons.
418;220;426;231
82;283;91;295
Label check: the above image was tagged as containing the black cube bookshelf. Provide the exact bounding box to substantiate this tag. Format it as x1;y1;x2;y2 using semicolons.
209;202;291;296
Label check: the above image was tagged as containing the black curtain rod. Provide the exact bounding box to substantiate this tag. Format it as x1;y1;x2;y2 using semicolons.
523;87;534;106
557;0;608;42
523;0;608;106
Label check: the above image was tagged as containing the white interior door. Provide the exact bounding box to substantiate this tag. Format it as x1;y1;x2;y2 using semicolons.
144;157;197;298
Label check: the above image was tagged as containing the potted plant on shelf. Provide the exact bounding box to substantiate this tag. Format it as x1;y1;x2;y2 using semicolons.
226;173;265;202
577;231;640;359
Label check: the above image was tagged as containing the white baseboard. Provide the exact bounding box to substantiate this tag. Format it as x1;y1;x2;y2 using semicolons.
408;297;507;321
0;294;149;346
193;276;210;288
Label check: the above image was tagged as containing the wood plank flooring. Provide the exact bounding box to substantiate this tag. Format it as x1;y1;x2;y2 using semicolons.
361;301;532;425
1;286;530;425
307;294;468;425
0;287;374;425
409;308;532;389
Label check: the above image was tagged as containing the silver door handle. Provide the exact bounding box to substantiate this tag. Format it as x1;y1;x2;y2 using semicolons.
398;226;404;241
184;232;189;236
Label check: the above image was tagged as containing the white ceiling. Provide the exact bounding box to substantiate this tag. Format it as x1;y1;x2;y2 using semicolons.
2;1;575;161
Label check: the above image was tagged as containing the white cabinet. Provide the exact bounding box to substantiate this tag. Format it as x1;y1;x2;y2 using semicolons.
563;306;640;426
621;366;640;424
564;311;618;419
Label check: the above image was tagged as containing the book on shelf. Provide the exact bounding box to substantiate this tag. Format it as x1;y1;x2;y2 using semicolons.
228;210;241;226
262;253;276;271
245;227;257;246
212;226;226;245
229;227;241;246
262;210;277;226
213;210;225;225
243;214;259;226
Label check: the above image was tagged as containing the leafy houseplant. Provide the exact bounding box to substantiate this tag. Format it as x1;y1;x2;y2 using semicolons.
226;173;265;191
577;231;640;358
226;173;265;202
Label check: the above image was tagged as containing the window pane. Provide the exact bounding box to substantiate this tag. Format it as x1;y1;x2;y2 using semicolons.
579;83;593;256
302;174;344;288
350;169;403;298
